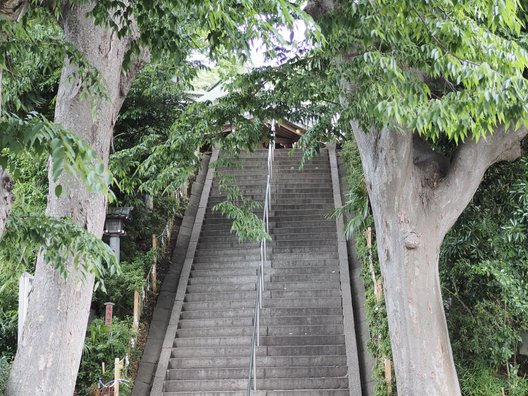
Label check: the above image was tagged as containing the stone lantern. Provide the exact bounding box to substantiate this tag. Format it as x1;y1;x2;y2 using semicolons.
104;207;133;263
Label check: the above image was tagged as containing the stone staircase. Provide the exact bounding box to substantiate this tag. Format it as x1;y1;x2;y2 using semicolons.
154;148;357;395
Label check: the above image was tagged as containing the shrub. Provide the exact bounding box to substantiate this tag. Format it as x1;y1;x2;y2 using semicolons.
76;318;137;396
0;357;10;396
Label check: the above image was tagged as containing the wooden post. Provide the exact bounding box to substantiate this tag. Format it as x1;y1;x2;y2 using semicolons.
375;279;383;301
151;234;158;293
114;358;123;396
366;227;383;302
384;358;393;395
145;194;154;211
133;291;140;331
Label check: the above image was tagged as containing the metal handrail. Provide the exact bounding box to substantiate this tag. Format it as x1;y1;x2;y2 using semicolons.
247;120;275;395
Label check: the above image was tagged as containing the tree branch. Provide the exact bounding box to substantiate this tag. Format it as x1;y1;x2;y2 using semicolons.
0;0;28;21
350;122;415;208
304;0;334;21
437;124;528;236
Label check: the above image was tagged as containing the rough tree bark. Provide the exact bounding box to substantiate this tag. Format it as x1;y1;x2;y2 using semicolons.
0;0;28;21
0;166;13;237
351;123;528;395
8;2;147;394
0;54;14;239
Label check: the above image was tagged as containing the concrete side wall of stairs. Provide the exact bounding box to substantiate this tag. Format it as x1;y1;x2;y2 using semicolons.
132;155;212;396
141;147;363;395
336;152;376;396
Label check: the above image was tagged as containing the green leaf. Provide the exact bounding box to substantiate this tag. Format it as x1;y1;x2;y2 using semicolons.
54;184;62;198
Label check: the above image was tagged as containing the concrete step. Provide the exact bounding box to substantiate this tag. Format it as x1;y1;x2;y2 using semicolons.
185;288;341;303
270;266;340;276
271;188;332;195
270;274;340;283
164;377;348;392
185;290;259;302
269;209;332;216
272;244;338;252
271;258;339;268
168;355;347;370
173;334;345;348
268;216;334;224
197;242;267;250
174;336;252;348
213;175;269;182
219;168;330;176
163;390;349;396
176;324;344;338
187;274;269;285
182;300;255;311
182;297;342;312
165;365;347;380
272;247;337;255
187;283;255;293
192;256;270;264
273;179;332;186
190;266;338;279
170;344;345;358
272;239;338;247
268;289;341;299
195;237;258;245
271;226;336;235
265;281;340;291
178;315;343;329
194;250;265;259
272;199;334;205
180;307;343;320
273;249;337;256
192;260;271;271
191;268;258;277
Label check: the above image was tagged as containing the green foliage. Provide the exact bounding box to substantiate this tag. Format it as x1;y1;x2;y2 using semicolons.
212;152;271;243
77;318;137;396
87;0;317;68
316;0;528;141
0;7;113;202
7;151;47;213
0;356;10;396
1;113;113;199
110;60;202;196
192;59;245;92
213;197;268;242
0;213;119;290
93;252;153;317
0;284;17;360
1;6;107;115
458;363;528;396
331;141;369;239
441;157;528;382
199;0;528;158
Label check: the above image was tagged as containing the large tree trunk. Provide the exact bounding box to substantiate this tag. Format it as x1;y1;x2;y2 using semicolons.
0;167;13;237
351;123;528;395
0;63;14;238
8;3;146;394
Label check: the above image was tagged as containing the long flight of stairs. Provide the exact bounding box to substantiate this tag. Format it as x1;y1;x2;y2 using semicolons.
159;148;352;395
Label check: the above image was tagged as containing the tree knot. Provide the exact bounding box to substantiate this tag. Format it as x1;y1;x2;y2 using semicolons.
404;232;420;249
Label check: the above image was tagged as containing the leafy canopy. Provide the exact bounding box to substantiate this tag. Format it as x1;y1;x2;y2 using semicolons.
192;0;528;151
317;0;528;141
